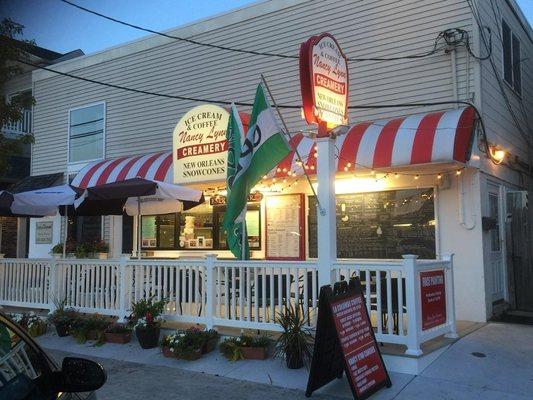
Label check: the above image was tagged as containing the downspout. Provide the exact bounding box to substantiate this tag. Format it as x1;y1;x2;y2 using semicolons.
458;170;477;230
450;46;459;107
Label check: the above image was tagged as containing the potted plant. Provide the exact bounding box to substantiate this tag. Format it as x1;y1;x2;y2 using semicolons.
48;298;77;337
104;323;132;344
275;305;314;369
220;334;270;361
173;329;203;361
93;240;109;259
70;313;110;345
129;296;168;349
25;313;48;337
161;333;180;358
74;243;89;259
201;329;219;354
50;243;63;259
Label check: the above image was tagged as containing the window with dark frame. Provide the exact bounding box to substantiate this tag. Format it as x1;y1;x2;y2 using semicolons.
308;189;436;259
140;202;261;251
502;19;522;95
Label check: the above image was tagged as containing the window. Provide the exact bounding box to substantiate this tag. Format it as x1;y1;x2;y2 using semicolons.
308;189;436;259
502;20;522;94
0;319;51;398
140;201;261;251
69;103;105;163
67;216;102;247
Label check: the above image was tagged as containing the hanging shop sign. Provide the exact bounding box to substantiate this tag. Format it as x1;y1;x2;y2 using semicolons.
306;278;391;399
300;32;349;134
420;270;447;330
173;105;230;184
209;192;263;206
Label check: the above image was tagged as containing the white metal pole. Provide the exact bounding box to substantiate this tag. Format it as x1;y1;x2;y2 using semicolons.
62;205;68;258
137;196;141;260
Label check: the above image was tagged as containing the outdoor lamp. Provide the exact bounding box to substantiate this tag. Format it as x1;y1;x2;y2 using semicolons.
489;145;506;164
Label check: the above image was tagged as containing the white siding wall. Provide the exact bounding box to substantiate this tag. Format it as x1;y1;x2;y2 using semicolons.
474;0;533;183
32;0;474;175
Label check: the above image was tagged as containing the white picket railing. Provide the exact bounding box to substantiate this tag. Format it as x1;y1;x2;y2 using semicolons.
0;254;455;355
2;109;32;136
0;259;50;309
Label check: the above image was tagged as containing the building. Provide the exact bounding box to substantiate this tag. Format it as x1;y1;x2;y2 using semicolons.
0;40;83;257
21;0;533;326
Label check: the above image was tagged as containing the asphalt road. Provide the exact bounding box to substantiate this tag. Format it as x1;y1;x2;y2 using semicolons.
48;349;343;400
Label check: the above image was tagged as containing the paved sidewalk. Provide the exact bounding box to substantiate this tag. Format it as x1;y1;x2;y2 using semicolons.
39;322;533;399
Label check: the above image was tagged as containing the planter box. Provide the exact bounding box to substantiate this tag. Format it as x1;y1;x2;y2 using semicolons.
241;346;268;360
105;331;131;344
54;322;69;337
97;252;108;260
201;337;218;354
135;326;160;349
86;329;102;341
176;348;202;361
162;345;176;358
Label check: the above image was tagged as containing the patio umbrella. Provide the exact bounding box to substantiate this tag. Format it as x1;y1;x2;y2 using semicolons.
74;178;204;258
4;185;84;257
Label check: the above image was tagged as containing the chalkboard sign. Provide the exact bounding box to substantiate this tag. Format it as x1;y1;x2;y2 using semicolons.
306;278;391;399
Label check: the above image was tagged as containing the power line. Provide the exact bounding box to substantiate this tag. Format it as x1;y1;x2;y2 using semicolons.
59;0;451;63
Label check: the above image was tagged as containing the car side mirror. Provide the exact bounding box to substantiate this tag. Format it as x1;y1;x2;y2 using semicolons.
57;357;107;393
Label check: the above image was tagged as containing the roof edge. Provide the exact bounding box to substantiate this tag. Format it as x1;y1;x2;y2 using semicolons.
33;0;309;82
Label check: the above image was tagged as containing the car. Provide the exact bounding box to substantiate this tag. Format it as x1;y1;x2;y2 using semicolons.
0;311;106;399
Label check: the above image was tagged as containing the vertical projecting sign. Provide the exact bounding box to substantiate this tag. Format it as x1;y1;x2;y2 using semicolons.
173;105;230;184
300;33;349;135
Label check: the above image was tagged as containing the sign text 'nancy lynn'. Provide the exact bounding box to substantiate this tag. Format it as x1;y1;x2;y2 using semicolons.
173;105;230;184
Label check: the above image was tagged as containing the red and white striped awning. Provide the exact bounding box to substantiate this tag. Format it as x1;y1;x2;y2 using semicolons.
72;107;476;188
269;106;476;178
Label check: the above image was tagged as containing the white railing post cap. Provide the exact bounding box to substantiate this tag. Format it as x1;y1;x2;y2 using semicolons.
402;254;419;260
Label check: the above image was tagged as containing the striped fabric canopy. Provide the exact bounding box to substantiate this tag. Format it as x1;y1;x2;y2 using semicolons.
72;107;475;188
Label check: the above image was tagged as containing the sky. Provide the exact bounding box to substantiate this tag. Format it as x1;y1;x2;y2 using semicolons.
0;0;532;55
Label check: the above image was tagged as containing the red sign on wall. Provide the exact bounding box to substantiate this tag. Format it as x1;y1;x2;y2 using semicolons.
330;294;388;398
420;270;447;330
299;32;349;133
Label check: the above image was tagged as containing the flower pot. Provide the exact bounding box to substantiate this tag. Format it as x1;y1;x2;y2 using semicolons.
135;326;160;349
98;252;108;260
52;254;62;260
28;323;47;337
202;337;218;354
54;322;70;337
285;353;304;369
241;346;267;360
162;345;176;358
104;331;131;344
176;348;202;361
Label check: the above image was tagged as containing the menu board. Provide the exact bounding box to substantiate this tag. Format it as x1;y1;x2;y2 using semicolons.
306;278;391;399
330;293;388;398
420;270;446;330
265;194;304;260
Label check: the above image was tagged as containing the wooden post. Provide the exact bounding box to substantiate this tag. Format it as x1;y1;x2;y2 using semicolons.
205;254;217;329
403;254;423;356
118;255;128;322
316;125;337;289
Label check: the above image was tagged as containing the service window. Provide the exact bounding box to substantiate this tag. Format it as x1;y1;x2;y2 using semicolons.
140;201;261;251
308;188;436;259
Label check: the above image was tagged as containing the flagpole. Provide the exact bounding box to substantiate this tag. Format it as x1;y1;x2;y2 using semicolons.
260;74;325;215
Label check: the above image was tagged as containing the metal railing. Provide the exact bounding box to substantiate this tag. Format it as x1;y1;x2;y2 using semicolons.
0;254;456;355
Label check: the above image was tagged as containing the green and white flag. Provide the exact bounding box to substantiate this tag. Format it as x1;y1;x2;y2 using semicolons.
223;84;291;247
224;104;249;259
